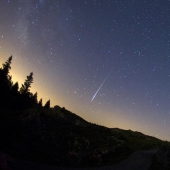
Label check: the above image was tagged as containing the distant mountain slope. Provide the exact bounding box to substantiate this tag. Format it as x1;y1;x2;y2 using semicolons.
0;105;167;168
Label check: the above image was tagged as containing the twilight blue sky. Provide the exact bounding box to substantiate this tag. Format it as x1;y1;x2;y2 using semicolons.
1;0;170;140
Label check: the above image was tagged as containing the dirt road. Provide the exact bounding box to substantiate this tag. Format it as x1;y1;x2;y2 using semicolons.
96;149;158;170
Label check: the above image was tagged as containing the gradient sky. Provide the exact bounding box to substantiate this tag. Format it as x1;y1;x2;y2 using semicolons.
1;0;170;140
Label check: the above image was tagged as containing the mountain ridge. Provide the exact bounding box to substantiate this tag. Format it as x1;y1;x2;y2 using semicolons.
0;56;169;169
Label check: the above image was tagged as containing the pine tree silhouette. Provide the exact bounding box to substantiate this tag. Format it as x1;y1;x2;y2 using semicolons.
11;82;19;94
44;100;50;109
19;72;34;109
2;55;12;75
0;57;45;110
10;82;20;109
38;98;43;107
32;92;38;104
0;56;13;92
20;72;33;95
0;56;13;108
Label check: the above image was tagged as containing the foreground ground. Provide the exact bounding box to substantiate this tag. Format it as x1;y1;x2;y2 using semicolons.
0;149;158;170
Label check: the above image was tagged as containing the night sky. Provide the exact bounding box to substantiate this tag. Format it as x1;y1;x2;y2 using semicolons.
1;0;170;140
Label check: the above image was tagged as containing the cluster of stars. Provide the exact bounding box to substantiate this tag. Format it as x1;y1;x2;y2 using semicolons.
1;0;170;140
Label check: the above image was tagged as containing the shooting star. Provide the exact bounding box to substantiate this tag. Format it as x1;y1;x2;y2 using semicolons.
91;74;110;102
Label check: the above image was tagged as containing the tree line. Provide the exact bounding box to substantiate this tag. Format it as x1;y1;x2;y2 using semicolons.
0;56;50;111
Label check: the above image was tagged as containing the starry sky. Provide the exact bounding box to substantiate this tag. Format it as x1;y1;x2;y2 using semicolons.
1;0;170;140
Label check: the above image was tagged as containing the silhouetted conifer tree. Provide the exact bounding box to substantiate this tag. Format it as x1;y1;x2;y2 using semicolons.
44;100;50;109
9;81;20;110
0;56;13;108
32;92;38;104
2;55;12;75
20;72;33;95
19;72;34;109
0;56;13;91
38;98;43;107
11;82;19;93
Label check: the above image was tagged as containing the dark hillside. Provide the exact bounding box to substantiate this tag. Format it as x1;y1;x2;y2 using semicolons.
0;106;165;168
0;56;169;169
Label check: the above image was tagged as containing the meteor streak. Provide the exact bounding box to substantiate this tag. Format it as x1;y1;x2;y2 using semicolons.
91;74;110;102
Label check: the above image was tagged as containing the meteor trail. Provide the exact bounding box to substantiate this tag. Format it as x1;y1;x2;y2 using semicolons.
91;74;110;102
